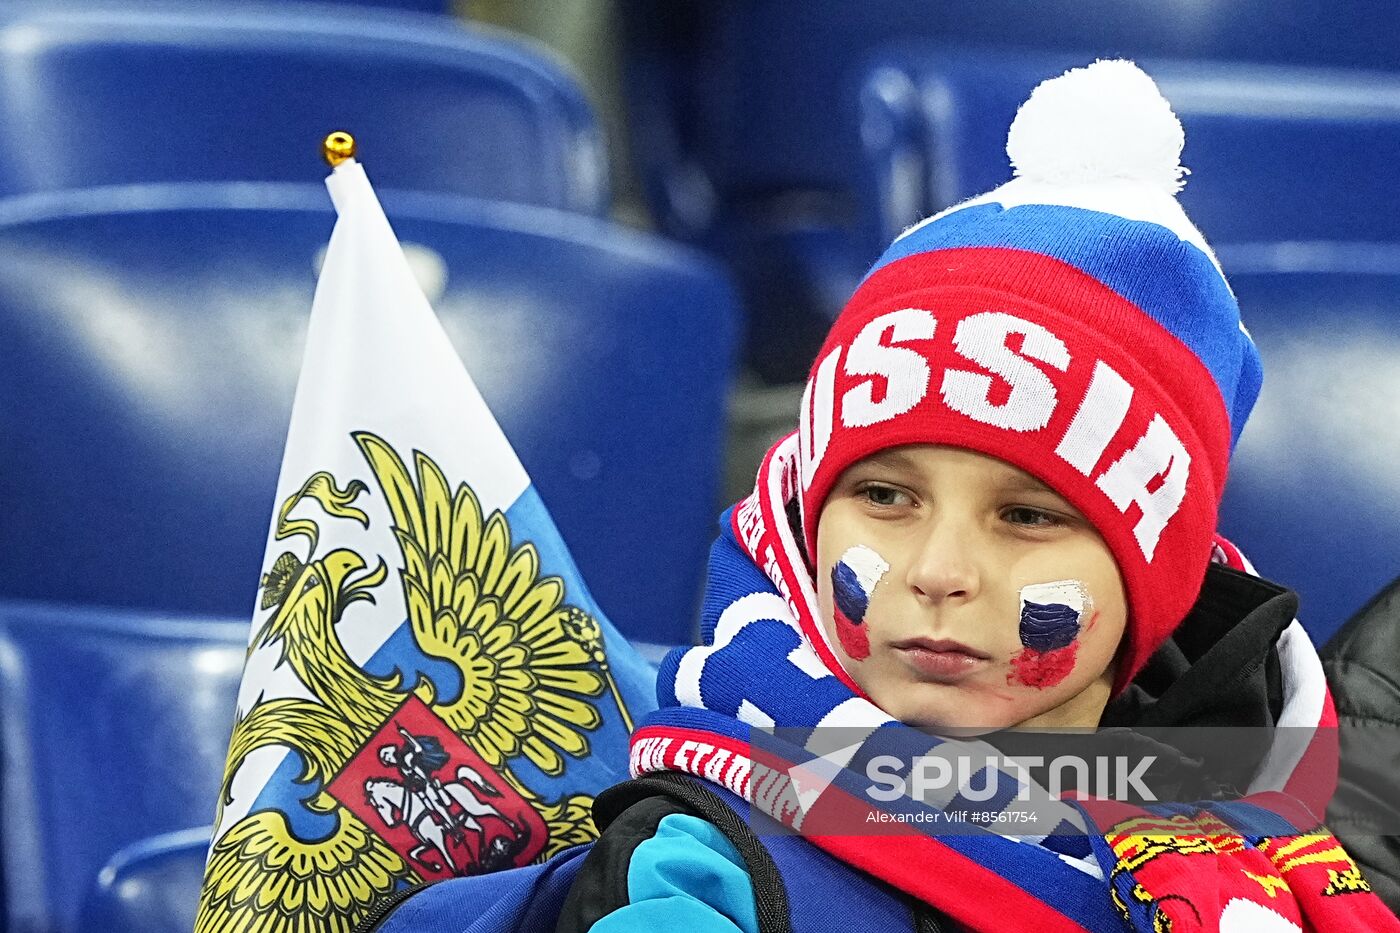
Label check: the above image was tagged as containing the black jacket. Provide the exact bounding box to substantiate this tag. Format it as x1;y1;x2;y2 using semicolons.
1321;574;1400;913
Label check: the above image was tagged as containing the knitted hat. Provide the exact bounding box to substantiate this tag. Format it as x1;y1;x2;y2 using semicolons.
797;60;1262;693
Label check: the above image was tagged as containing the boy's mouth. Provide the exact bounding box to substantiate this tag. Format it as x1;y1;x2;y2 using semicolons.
891;638;992;683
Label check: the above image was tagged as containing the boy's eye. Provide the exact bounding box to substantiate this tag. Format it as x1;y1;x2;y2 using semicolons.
858;483;912;508
1003;506;1063;528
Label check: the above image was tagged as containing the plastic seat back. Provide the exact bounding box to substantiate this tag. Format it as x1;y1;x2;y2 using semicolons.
0;4;607;212
77;827;211;933
0;183;739;642
1216;264;1400;644
0;602;244;932
858;47;1400;246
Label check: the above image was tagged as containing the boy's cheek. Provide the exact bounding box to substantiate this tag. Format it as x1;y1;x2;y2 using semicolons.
1005;579;1094;690
828;545;891;662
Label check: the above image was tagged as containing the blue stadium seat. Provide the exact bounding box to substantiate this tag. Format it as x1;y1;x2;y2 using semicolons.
620;2;1400;381
737;47;1400;378
0;4;607;212
48;0;454;9
857;48;1400;247
1214;261;1400;646
623;0;1400;248
0;601;244;932
0;182;739;644
78;827;210;933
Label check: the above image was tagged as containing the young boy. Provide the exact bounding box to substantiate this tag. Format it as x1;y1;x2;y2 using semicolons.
556;60;1397;932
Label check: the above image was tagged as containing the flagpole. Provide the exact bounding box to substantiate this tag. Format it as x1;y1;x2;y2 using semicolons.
323;130;357;167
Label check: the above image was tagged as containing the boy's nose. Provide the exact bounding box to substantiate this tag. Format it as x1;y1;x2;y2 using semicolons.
905;517;981;604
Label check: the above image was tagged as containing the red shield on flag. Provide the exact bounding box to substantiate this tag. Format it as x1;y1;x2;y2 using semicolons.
328;695;548;880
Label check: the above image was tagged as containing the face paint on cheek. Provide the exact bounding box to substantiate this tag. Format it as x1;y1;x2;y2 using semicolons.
1008;580;1092;690
830;545;890;661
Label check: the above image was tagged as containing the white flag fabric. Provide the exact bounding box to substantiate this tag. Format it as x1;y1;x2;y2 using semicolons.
196;160;655;932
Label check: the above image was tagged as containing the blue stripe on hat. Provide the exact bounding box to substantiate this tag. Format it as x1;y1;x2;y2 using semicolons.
865;202;1262;448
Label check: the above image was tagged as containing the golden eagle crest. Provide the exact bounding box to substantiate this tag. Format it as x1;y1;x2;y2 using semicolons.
196;432;632;932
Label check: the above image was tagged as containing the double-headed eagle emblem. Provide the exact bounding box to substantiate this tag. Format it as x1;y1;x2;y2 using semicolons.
196;432;631;932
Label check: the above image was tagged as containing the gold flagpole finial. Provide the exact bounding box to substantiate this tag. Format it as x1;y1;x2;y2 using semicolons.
322;131;357;167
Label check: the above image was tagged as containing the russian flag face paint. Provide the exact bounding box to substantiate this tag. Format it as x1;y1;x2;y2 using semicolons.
830;545;889;661
1010;580;1093;689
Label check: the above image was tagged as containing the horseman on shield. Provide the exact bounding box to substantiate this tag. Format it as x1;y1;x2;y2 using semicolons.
378;726;461;832
369;723;524;873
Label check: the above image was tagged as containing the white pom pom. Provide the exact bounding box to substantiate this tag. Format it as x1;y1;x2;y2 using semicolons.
1006;59;1187;194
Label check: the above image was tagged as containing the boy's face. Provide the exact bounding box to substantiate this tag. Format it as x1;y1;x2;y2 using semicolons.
815;445;1127;731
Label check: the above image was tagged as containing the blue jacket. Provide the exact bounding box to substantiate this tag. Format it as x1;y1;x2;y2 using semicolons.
553;772;946;933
